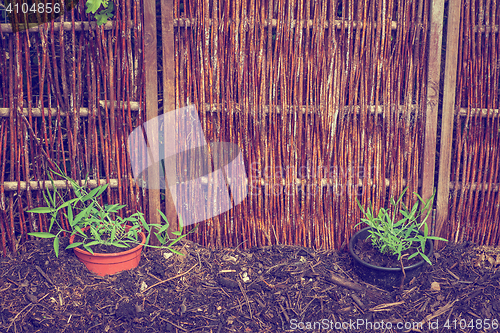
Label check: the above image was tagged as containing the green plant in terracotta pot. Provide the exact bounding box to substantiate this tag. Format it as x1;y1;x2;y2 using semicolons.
28;170;194;276
349;188;448;290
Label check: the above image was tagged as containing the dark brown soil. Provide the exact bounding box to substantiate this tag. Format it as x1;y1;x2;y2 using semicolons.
1;237;500;333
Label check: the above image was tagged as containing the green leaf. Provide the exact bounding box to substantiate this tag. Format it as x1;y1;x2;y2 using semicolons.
158;210;170;226
141;220;151;232
66;242;83;249
57;198;79;211
74;226;86;238
393;217;406;228
355;198;366;215
86;0;102;14
410;202;419;218
53;236;60;257
109;242;129;248
27;207;56;214
83;244;94;254
395;187;408;206
420;253;432;265
89;227;101;241
68;205;74;226
95;11;111;25
28;232;56;238
104;203;125;213
86;240;101;247
155;233;166;244
157;224;170;234
170;234;188;246
49;216;56;232
408;252;419;260
73;204;94;226
426;236;448;241
167;248;184;255
81;185;106;202
172;231;182;236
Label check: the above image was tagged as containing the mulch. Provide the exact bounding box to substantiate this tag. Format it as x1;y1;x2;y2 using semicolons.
1;236;500;333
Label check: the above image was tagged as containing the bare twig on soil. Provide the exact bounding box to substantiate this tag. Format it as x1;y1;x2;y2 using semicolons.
142;263;198;293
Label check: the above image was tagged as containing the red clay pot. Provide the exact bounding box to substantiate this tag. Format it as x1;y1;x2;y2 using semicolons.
69;226;146;276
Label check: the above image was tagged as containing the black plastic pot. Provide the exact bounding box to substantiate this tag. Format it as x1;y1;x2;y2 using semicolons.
349;227;433;290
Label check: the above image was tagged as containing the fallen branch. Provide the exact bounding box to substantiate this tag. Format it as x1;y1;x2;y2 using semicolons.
326;273;365;292
325;273;387;300
369;301;405;312
35;266;55;286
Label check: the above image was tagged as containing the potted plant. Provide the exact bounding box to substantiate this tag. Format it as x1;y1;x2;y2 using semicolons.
28;170;194;276
349;188;448;290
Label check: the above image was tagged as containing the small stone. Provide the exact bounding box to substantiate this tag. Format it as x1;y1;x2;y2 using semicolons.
140;281;148;292
163;252;173;260
135;303;144;313
487;255;496;267
430;282;441;291
222;255;238;263
26;293;37;303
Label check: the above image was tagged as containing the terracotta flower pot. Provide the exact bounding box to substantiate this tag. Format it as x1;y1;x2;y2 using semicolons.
69;226;146;276
349;227;433;290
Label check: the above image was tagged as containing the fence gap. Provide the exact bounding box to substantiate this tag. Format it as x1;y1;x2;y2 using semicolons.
422;0;445;206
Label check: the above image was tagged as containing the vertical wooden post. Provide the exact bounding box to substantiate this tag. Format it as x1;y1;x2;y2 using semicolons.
436;0;462;247
422;0;444;204
160;0;179;234
144;0;162;241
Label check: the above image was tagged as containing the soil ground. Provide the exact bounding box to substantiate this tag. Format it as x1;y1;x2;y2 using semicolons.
1;237;500;333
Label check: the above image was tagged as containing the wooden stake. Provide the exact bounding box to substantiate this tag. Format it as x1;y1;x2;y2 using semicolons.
436;0;462;248
161;0;179;236
144;0;162;243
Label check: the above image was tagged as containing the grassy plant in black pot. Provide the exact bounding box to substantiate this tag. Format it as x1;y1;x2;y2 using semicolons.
349;188;448;290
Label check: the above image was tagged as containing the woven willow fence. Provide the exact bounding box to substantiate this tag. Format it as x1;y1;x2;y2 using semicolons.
0;0;499;256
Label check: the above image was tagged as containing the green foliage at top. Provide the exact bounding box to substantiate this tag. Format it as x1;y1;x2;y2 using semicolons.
355;188;448;265
86;0;114;26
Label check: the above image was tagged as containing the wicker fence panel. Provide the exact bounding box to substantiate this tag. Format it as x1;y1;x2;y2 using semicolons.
0;0;146;255
446;0;500;246
174;0;431;250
